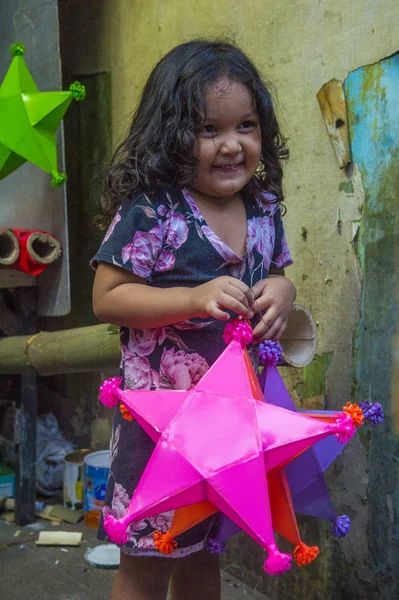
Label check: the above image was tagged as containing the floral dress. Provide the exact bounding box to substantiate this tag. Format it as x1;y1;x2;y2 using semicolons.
91;186;293;557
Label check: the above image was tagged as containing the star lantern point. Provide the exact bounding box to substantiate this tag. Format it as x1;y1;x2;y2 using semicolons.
0;43;85;185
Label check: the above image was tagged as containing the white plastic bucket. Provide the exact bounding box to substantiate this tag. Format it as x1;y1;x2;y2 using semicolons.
63;449;92;510
83;450;110;528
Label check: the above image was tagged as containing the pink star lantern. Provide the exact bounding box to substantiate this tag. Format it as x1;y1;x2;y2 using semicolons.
100;340;354;575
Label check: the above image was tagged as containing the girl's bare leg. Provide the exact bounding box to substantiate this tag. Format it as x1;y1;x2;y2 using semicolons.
170;549;221;600
110;551;172;600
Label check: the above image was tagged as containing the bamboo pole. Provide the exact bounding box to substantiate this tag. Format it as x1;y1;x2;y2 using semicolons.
0;305;316;376
0;323;120;375
0;229;19;265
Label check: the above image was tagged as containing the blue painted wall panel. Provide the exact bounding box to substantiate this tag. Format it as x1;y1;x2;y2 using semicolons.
344;53;399;598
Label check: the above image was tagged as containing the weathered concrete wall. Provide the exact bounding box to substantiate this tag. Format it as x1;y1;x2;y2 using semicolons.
58;1;399;597
343;55;399;596
60;0;398;404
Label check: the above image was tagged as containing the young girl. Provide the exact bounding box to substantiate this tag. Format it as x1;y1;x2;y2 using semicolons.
92;40;296;600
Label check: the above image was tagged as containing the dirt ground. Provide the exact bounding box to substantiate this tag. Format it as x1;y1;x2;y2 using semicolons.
0;517;270;600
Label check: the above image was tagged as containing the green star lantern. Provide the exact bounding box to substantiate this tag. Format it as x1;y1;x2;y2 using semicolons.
0;43;86;186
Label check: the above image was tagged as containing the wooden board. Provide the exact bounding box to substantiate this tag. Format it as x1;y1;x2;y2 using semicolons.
0;270;37;290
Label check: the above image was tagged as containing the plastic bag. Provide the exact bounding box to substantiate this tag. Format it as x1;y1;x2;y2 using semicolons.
36;414;74;495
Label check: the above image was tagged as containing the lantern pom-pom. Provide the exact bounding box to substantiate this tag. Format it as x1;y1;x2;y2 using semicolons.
11;43;25;57
120;403;133;421
206;537;225;555
343;402;364;428
332;515;351;539
153;531;177;555
51;171;67;187
264;548;292;576
69;81;86;101
293;543;319;567
333;413;355;443
223;318;253;346
258;340;283;366
359;401;384;428
103;515;129;545
99;376;122;407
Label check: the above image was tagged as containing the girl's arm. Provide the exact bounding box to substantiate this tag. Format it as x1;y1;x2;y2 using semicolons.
93;262;254;329
250;268;296;342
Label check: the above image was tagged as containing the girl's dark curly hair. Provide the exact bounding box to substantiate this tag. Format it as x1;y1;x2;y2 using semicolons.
97;39;289;228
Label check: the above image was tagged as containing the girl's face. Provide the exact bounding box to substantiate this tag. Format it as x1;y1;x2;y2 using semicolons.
192;78;262;201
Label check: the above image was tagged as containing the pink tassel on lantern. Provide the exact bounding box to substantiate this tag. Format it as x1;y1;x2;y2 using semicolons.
333;413;355;443
264;545;292;575
99;376;122;407
223;318;253;346
103;514;129;545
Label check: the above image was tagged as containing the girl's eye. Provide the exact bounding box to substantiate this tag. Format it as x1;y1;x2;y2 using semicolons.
240;120;257;130
200;124;217;134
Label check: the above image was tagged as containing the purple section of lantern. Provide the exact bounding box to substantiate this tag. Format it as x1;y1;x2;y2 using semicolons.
260;366;342;522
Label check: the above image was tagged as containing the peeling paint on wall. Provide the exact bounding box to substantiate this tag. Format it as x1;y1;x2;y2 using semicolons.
338;181;354;194
317;79;351;168
337;51;399;599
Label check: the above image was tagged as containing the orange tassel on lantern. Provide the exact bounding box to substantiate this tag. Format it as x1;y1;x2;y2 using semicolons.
153;531;178;554
343;402;364;428
120;403;133;421
293;542;320;566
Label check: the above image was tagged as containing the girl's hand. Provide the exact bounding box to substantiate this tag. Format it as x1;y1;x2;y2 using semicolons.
192;276;254;321
250;275;296;342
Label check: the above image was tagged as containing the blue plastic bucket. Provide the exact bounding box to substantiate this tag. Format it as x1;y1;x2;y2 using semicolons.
83;450;110;528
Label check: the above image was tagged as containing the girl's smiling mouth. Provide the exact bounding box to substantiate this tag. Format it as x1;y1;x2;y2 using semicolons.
212;162;243;173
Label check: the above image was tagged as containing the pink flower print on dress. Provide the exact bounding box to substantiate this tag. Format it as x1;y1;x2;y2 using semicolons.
256;192;279;215
165;211;189;249
255;216;274;259
174;319;214;331
246;218;258;254
122;350;160;390
154;249;176;272
127;520;148;542
103;208;122;243
122;224;164;278
160;347;209;390
128;328;166;357
201;225;242;264
273;234;293;269
247;216;274;270
148;511;174;533
157;204;167;217
137;535;156;549
110;483;147;543
182;189;203;220
111;482;131;519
